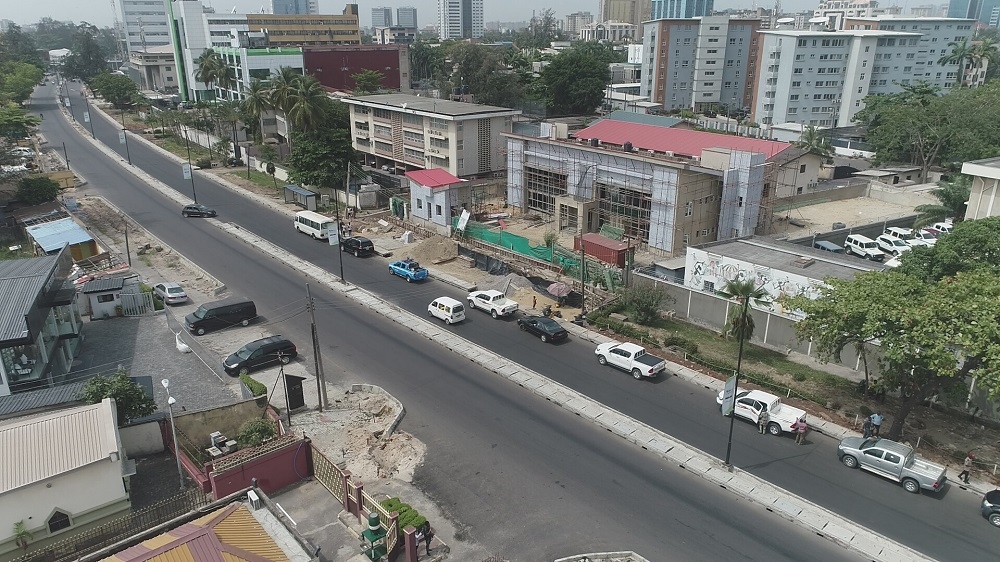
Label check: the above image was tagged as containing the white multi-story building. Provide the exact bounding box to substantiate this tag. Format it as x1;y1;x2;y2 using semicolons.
752;19;973;128
640;16;763;113
374;26;418;45
167;0;249;101
814;0;902;29
565;11;595;39
344;93;519;178
437;0;484;40
580;21;639;42
397;6;419;28
120;0;172;53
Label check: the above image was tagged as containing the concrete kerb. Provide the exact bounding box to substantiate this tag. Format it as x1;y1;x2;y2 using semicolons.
65;100;936;562
350;383;406;441
554;554;651;562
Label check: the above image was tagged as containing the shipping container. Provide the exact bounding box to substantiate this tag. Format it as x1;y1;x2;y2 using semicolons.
573;233;630;268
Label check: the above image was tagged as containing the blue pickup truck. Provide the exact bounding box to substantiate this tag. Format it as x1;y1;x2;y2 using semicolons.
388;258;428;282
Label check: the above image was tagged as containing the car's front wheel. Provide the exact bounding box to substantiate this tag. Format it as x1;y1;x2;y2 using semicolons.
239;367;249;376
406;277;411;283
841;455;858;469
182;212;189;217
597;355;607;365
989;513;1000;528
540;334;548;343
519;323;526;331
196;327;206;336
902;478;920;494
354;250;360;257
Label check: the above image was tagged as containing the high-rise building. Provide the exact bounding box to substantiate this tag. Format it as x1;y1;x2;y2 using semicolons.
397;6;419;28
640;16;762;113
948;0;983;18
814;0;902;29
753;17;977;127
372;7;394;27
120;0;171;53
600;0;653;31
565;11;595;39
272;0;318;15
650;0;716;19
437;0;484;40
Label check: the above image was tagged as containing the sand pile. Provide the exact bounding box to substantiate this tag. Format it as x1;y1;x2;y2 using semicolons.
398;235;458;264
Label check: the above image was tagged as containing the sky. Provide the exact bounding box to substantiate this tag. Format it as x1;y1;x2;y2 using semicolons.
6;0;817;30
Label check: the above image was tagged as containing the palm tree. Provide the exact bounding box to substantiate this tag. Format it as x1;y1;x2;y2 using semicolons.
794;125;833;160
194;49;222;101
241;79;271;143
967;37;1000;85
215;65;237;100
913;175;971;228
938;38;974;86
268;66;301;114
13;521;32;555
287;76;330;133
718;277;770;466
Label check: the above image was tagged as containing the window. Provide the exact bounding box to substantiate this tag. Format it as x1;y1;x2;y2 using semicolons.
435;205;442;216
884;452;901;464
97;294;115;303
800;164;807;173
685;201;693;216
702;279;713;290
737;197;744;208
416;199;422;209
48;511;71;533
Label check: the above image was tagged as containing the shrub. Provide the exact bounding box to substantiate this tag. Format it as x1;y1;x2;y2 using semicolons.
195;157;212;168
663;335;698;355
16;176;60;205
792;372;807;382
236;418;277;447
240;373;266;396
380;497;426;531
604;319;658;346
616;283;673;326
858;404;873;418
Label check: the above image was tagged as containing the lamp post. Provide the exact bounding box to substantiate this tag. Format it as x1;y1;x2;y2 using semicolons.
723;296;751;468
184;129;199;203
119;108;132;165
161;378;185;490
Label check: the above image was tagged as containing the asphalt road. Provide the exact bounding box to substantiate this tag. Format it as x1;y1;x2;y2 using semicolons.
36;84;993;559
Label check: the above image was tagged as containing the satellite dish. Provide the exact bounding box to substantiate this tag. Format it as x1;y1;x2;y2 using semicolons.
808;16;828;24
777;17;795;24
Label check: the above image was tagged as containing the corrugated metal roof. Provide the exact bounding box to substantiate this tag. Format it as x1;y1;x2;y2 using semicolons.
0;254;60;342
0;399;118;494
103;503;290;562
575;119;791;159
26;217;93;253
405;168;463;188
82;277;126;294
0;381;87;418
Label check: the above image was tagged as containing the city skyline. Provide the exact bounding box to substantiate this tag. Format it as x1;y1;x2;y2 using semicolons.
9;0;830;31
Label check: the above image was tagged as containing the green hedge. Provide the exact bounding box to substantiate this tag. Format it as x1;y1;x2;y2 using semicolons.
663;335;698;355
240;373;266;396
380;497;426;531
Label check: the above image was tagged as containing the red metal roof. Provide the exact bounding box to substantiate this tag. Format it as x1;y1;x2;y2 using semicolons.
405;168;463;188
575;119;791;159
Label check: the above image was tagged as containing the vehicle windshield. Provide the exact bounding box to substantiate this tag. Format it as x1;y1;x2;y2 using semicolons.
897;231;914;240
537;318;559;330
891;239;907;247
192;305;207;319
235;345;254;359
167;287;184;294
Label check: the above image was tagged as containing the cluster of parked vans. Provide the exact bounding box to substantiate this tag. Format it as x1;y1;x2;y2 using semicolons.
812;222;953;263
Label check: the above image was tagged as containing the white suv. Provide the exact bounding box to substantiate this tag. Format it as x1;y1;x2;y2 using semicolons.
876;234;911;256
883;227;930;248
845;234;886;261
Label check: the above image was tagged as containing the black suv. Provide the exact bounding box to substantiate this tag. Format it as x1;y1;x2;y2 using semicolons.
182;204;217;218
223;336;297;376
341;236;375;257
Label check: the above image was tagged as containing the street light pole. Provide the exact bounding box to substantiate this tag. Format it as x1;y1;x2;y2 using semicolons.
120;108;132;165
724;297;751;467
84;95;95;138
184;129;199;203
161;379;185;490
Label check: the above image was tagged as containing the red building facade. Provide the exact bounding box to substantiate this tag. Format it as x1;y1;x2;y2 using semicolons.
302;45;410;92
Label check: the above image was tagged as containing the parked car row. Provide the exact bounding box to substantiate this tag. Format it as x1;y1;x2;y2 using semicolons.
822;222;954;262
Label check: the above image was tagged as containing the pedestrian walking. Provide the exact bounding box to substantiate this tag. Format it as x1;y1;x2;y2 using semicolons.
870;412;884;437
532;295;537;310
959;452;975;484
862;416;873;439
758;410;770;434
346;223;353;237
793;417;808;444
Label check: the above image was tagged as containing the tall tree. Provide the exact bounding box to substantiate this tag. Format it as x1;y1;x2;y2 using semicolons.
0;103;40;141
89;72;139;109
285;75;328;133
62;23;108;81
194;49;223;101
937;37;974;86
351;69;384;94
0;63;44;104
79;368;156;424
0;24;42;67
287;128;354;190
541;43;613;116
896;216;1000;282
912;175;971;228
794;125;833;160
241;79;271;142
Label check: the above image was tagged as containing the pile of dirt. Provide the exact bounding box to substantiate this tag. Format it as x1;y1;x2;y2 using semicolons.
477;273;535;294
398;235;458;265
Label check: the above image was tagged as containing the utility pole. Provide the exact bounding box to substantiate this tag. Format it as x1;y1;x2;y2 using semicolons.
184;129;198;203
306;283;328;410
579;232;586;314
122;214;132;267
62;142;70;173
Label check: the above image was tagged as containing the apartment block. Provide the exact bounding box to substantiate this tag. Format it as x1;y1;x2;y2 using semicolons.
599;0;653;30
272;0;319;15
120;0;172;53
565;12;595;39
580;21;639;42
640;16;762;113
751;26;973;128
374;26;418;45
437;0;484;40
814;0;902;29
245;8;361;47
127;45;179;93
344;93;520;178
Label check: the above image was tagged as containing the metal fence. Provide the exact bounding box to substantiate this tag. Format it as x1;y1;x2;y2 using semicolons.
14;489;210;562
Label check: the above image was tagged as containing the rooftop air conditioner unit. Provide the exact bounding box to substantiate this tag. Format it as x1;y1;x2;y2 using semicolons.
248;490;262;510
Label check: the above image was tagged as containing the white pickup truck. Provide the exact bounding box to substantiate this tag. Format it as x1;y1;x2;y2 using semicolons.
467;290;518;319
594;342;667;380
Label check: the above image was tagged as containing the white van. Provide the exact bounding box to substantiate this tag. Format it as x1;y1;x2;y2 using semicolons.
428;297;466;324
294;211;336;240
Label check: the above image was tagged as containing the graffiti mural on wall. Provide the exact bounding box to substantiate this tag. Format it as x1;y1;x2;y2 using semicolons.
685;249;825;304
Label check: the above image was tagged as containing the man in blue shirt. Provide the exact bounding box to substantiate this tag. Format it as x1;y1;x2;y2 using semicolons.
870;412;884;437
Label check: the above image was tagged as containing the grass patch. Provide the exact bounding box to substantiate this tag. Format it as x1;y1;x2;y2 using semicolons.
223;168;282;191
159;137;214;163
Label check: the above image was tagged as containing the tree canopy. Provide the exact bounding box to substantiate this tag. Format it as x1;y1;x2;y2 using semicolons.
541;43;615;116
15;176;60;205
90;72;139;109
786;224;1000;440
62;23;109;81
351;69;384;94
912;175;970;228
286;127;355;189
79;368;156;424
